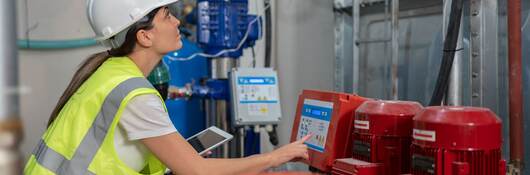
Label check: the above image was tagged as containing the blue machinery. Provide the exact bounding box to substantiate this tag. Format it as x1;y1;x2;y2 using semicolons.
164;0;265;157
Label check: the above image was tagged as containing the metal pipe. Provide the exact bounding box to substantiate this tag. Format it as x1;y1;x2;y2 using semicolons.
390;0;399;100
239;128;245;157
17;38;97;49
211;58;239;79
428;0;463;106
507;0;524;171
215;100;229;158
356;38;391;44
0;0;22;174
384;0;390;42
205;100;211;127
445;0;463;106
352;0;360;94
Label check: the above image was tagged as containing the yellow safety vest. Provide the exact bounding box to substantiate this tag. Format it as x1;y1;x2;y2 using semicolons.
24;57;167;175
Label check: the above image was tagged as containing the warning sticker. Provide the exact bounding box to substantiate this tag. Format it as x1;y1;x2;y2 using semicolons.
413;129;436;142
354;120;369;130
248;103;269;116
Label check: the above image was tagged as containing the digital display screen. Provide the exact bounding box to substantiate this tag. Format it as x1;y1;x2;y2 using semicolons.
188;130;227;153
311;110;322;116
249;79;265;83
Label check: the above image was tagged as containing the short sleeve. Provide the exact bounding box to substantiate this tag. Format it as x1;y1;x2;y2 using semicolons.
118;94;178;140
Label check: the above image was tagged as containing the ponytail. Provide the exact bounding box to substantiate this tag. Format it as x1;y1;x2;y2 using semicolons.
47;52;111;127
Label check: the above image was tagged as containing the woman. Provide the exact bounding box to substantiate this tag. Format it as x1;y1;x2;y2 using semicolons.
24;0;310;174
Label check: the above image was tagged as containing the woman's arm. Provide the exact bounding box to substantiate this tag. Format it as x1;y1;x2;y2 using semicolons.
141;132;311;175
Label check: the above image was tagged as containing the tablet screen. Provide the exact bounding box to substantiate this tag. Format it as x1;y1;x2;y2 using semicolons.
188;129;227;153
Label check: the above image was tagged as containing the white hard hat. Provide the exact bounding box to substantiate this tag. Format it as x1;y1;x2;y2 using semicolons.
87;0;179;47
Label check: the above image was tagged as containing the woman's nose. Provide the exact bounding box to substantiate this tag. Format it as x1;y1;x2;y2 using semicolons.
172;16;180;27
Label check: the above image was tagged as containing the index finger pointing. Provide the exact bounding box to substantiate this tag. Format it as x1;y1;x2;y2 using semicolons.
297;134;312;143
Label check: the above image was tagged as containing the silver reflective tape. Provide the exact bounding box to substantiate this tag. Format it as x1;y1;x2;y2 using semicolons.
33;77;153;174
33;139;67;173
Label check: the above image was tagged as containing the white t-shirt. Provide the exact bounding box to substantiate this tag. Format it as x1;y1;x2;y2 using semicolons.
114;94;177;171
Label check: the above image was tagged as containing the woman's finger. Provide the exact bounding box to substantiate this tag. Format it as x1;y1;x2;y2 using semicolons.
296;134;312;143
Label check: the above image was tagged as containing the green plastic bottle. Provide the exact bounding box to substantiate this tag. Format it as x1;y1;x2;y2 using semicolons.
147;60;171;100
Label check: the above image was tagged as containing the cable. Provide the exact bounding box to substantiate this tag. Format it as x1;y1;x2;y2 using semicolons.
264;0;272;67
167;3;271;62
251;46;256;68
256;0;263;41
428;0;464;106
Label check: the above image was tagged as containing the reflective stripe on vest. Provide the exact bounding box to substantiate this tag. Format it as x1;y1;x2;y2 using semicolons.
32;77;153;175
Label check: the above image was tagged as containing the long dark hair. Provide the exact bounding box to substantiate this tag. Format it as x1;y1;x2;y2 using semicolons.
47;8;161;127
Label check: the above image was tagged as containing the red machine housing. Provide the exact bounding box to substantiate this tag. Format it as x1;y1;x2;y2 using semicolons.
290;90;369;172
352;100;423;175
411;106;506;175
332;158;382;175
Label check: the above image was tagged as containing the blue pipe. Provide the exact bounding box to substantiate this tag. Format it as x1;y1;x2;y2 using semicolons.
17;38;97;49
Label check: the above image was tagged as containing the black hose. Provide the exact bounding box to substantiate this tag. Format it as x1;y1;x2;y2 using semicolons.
268;125;279;146
428;0;464;106
264;0;272;67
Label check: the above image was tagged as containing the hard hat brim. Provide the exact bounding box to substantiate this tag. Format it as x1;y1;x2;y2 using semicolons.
95;0;179;41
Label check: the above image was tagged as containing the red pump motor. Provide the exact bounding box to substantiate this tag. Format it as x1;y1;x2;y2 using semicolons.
411;106;506;175
290;90;369;172
352;100;423;175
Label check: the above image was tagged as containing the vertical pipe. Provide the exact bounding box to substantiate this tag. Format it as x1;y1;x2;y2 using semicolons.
352;0;360;94
264;0;272;68
0;0;22;174
215;100;229;158
239;128;245;157
446;0;463;106
205;100;211;127
333;1;344;92
390;0;399;100
429;0;463;106
507;0;523;171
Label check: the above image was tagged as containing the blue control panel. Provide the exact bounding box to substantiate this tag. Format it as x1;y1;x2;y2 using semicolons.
297;99;333;152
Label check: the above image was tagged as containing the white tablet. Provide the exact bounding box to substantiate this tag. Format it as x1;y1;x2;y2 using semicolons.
186;126;233;155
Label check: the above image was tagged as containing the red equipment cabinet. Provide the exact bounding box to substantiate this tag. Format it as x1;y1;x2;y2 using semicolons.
332;158;382;175
290;90;369;172
352;100;423;175
411;106;506;175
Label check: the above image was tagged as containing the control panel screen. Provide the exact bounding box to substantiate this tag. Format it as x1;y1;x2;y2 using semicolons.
296;99;333;152
237;77;278;103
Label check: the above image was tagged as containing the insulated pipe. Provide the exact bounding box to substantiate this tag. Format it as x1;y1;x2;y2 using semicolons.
390;0;399;100
444;0;463;106
0;0;22;174
17;38;97;49
507;0;524;171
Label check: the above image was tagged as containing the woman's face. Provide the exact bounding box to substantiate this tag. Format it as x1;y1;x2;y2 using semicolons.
149;7;182;54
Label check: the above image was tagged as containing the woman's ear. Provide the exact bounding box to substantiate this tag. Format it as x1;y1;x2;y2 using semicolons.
136;29;154;47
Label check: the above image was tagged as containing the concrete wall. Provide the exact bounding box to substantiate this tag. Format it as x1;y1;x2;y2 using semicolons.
16;0;105;160
275;0;335;146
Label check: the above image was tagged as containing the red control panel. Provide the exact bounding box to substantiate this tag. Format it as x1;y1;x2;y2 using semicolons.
290;89;369;172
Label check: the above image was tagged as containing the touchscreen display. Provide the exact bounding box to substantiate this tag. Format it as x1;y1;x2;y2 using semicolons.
188;129;227;153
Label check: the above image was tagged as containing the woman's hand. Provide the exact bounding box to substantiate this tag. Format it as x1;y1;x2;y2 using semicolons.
266;134;312;167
